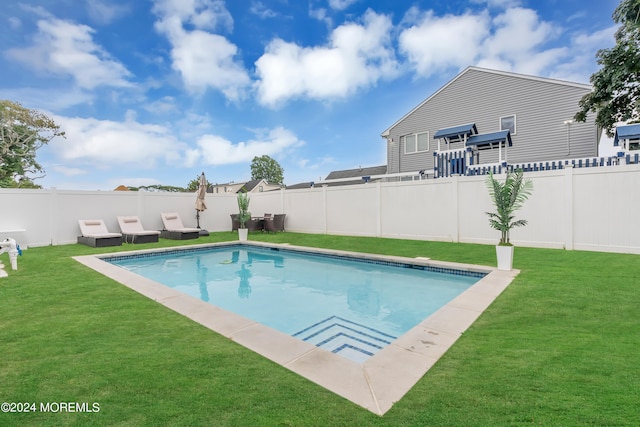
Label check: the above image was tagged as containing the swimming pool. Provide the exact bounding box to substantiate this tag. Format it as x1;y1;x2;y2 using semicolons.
75;241;518;415
107;245;483;363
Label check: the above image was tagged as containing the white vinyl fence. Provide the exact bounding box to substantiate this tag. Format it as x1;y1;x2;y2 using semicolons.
1;164;639;254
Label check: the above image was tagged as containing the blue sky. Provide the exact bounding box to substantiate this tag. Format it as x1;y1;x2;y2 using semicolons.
0;0;620;190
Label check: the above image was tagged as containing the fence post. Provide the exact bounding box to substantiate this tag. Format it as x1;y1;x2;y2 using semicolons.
564;165;574;250
322;185;328;235
49;187;58;246
376;181;382;237
138;190;145;218
452;175;460;243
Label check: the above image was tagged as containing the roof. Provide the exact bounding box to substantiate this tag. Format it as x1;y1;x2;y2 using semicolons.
286;182;314;190
433;123;478;139
325;165;387;180
466;130;512;148
613;124;640;146
240;179;263;192
381;66;592;138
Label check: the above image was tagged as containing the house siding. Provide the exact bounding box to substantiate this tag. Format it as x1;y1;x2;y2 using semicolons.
384;67;597;174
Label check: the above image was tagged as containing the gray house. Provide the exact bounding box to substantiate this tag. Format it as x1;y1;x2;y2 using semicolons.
381;67;599;177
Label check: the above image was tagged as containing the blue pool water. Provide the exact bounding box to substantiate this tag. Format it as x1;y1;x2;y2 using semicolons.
107;245;483;362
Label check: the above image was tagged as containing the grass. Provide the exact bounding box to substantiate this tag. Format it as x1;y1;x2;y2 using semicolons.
0;232;638;426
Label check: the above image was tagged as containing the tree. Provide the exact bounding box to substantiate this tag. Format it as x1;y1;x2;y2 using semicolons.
186;174;213;192
0;100;65;188
575;0;640;135
250;155;284;184
127;185;186;192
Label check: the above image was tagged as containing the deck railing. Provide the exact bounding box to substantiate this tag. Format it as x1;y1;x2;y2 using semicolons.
434;151;640;178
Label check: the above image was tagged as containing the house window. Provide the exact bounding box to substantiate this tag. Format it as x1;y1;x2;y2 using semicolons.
402;131;429;154
500;115;516;135
259;186;264;192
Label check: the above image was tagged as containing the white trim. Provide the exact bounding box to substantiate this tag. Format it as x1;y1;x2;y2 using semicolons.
402;131;429;154
500;114;517;135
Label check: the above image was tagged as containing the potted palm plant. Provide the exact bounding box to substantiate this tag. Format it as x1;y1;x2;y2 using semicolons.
237;191;251;241
485;169;533;270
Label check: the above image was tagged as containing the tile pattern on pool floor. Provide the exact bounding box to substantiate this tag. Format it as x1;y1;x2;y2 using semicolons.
293;315;397;363
74;240;519;416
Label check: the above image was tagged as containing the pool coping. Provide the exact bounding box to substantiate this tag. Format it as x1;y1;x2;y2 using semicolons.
74;241;519;415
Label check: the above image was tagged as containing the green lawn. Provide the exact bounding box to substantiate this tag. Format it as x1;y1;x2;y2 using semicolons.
0;233;638;426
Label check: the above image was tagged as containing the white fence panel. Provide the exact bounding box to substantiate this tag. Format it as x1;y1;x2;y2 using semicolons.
325;185;378;237
380;180;457;241
572;165;640;252
0;188;52;247
283;189;325;234
1;165;639;254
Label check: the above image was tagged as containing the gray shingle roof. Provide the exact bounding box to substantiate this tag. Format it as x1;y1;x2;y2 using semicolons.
325;165;387;180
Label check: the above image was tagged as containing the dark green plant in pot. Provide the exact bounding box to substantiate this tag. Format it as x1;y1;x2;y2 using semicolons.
237;191;251;228
485;169;533;246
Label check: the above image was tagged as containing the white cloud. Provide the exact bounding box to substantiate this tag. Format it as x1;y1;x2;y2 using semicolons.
152;0;250;100
547;25;617;83
250;1;278;19
50;114;305;171
143;96;179;115
152;0;233;32
49;115;187;168
399;10;490;76
168;29;250;99
5;18;132;89
399;6;577;79
479;7;563;75
8;17;22;30
470;0;522;8
329;0;358;11
86;0;130;25
309;7;332;29
51;165;87;176
0;86;94;111
195;127;304;165
255;10;399;107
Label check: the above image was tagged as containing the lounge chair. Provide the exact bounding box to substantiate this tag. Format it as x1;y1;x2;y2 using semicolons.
160;212;200;240
117;216;160;244
264;214;286;233
77;219;123;247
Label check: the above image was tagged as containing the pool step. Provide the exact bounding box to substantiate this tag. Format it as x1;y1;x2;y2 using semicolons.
293;316;397;363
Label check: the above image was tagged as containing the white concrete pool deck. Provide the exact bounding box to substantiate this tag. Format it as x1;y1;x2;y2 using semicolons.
74;241;519;415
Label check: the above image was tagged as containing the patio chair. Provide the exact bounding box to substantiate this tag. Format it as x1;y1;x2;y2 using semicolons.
264;214;286;233
246;217;264;232
117;216;161;244
160;212;200;240
230;214;240;232
77;219;123;247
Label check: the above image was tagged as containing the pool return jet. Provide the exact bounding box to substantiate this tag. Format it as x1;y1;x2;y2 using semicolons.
0;238;21;278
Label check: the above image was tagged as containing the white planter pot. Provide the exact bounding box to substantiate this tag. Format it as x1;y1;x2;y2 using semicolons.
238;228;248;241
496;245;514;271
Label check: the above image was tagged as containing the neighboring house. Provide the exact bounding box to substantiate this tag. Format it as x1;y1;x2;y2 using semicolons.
285;182;314;190
286;165;387;189
381;66;599;177
210;179;281;194
324;165;387;186
613;123;640;153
